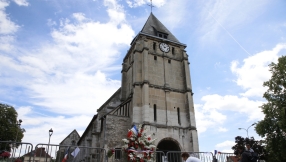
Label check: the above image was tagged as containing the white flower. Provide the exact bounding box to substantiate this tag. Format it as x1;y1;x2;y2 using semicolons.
122;139;129;143
149;145;156;148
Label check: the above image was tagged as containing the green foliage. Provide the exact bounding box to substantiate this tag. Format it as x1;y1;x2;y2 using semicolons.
255;56;286;162
0;103;24;151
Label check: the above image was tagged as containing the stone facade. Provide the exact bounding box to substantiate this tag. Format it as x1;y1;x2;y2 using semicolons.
70;13;199;161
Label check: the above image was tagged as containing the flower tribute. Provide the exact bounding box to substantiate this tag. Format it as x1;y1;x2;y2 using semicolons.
122;124;156;162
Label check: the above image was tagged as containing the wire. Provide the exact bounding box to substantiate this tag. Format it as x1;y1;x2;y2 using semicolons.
208;11;251;56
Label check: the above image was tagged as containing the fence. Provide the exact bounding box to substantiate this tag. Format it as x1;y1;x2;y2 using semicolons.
215;153;236;162
166;151;214;162
1;141;238;162
0;141;33;162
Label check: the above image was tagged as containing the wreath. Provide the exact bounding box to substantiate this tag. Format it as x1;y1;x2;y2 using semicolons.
122;124;156;162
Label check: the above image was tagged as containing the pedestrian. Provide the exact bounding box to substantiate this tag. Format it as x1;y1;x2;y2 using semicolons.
245;144;254;152
237;145;251;162
181;152;202;162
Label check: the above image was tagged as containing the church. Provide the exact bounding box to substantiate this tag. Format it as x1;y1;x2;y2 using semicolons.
61;12;199;160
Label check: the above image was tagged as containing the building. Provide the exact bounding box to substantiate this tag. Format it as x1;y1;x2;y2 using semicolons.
64;12;199;161
23;147;52;162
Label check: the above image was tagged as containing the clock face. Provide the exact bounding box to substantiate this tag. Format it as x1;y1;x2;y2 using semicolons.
159;43;170;53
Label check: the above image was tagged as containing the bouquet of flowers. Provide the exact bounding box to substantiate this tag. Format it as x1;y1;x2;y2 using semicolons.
122;124;156;162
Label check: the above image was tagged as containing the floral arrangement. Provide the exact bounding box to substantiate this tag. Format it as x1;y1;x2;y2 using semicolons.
122;124;156;162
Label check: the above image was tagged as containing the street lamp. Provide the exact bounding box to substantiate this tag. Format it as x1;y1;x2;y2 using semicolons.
238;123;256;138
15;119;22;142
46;128;53;162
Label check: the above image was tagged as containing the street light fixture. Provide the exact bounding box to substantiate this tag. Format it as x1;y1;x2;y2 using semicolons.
15;119;22;142
238;123;256;138
46;128;53;162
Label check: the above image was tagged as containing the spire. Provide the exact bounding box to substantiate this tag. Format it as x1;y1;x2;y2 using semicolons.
140;13;180;43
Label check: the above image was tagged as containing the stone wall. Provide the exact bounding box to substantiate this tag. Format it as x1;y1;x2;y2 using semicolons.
105;115;131;148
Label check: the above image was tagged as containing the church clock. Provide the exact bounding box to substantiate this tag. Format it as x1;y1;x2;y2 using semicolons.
159;43;170;53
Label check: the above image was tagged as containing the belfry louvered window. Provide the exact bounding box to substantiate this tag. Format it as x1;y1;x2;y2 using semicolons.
154;104;157;121
177;107;181;125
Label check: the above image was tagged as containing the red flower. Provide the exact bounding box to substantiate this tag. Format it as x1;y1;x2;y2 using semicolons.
147;137;151;141
138;133;141;137
0;151;10;158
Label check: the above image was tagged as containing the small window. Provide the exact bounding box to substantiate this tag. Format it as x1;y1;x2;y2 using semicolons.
154;56;157;60
71;140;76;146
168;59;171;63
100;119;103;132
177;107;181;125
172;47;175;54
159;34;162;37
115;149;121;159
153;42;156;50
154;104;157;121
164;35;167;39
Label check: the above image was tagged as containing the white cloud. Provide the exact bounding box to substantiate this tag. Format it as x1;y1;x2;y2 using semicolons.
194;104;227;134
0;0;20;51
17;106;90;147
47;19;57;27
195;44;286;135
215;140;235;153
201;94;264;121
231;43;286;97
0;0;135;117
12;0;29;6
72;13;87;22
126;0;165;8
218;127;228;132
199;0;269;42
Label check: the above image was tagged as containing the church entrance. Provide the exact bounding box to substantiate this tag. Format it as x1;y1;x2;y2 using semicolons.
156;138;181;162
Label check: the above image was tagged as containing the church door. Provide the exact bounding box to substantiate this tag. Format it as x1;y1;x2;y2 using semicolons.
156;138;181;162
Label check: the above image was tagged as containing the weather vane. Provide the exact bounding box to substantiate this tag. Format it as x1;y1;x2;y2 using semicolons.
148;0;155;13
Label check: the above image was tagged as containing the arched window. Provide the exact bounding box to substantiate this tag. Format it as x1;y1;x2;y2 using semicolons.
177;107;181;125
172;47;175;54
154;104;157;121
153;42;156;50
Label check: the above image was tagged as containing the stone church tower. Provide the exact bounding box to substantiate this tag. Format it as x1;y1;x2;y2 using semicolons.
74;13;199;161
119;13;199;152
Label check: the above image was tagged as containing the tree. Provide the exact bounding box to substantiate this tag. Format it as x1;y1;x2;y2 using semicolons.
255;56;286;161
231;136;267;160
0;103;25;151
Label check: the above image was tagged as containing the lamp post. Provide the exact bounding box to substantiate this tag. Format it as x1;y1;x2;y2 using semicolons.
46;128;53;162
238;123;256;138
15;119;22;143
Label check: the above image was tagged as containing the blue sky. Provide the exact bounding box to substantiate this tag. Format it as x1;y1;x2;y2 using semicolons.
0;0;286;153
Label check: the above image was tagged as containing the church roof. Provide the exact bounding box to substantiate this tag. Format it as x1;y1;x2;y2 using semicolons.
59;129;80;145
141;13;180;43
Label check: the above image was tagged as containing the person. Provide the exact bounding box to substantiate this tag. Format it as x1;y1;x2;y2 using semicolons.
237;145;251;162
245;144;254;152
181;152;202;162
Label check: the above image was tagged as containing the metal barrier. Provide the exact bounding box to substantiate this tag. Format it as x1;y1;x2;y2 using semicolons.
107;148;165;162
34;144;106;162
166;151;214;162
215;153;237;162
0;141;33;162
1;141;237;162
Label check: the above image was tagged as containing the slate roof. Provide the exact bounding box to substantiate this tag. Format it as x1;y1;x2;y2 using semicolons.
23;147;51;158
141;13;180;43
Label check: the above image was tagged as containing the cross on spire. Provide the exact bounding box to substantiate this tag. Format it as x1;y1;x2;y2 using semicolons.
147;0;155;13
